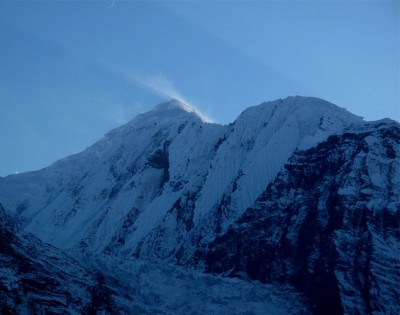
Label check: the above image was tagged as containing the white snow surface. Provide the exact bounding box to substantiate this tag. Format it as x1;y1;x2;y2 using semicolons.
86;254;310;315
0;97;365;259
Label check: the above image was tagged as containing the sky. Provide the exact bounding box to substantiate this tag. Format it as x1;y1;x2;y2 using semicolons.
0;0;399;177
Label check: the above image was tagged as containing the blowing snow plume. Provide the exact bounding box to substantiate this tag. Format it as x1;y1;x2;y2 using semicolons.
134;74;212;122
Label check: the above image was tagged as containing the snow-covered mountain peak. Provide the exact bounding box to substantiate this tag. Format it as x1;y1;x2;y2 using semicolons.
154;99;196;113
231;96;363;150
130;99;208;125
247;96;362;122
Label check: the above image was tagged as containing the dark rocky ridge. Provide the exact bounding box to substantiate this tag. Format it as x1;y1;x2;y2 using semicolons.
0;204;124;314
203;125;400;315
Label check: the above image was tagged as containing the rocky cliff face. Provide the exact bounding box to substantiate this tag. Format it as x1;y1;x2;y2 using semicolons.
204;122;400;314
0;97;398;314
0;204;120;314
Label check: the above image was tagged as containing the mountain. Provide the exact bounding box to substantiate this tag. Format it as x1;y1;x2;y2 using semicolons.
0;96;398;314
0;204;309;315
204;120;400;314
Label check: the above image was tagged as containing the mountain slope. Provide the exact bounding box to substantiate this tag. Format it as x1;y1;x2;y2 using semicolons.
204;120;400;314
0;204;309;315
0;97;363;262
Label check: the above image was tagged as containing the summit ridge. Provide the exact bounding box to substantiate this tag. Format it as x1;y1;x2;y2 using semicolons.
154;99;197;113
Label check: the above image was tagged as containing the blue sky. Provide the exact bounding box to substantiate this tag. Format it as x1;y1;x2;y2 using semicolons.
0;0;399;176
